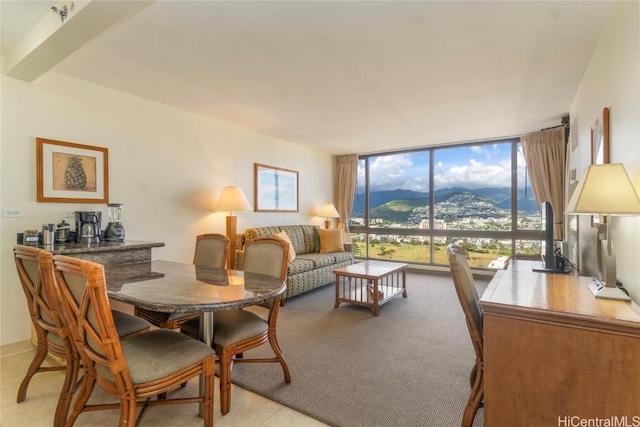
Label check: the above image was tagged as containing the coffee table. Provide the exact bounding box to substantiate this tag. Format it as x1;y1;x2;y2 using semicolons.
334;260;408;316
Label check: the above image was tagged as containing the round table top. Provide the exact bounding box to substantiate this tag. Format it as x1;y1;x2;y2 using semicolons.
106;260;285;313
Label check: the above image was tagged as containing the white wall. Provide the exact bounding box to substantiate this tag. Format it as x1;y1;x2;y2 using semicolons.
569;1;640;299
0;72;334;346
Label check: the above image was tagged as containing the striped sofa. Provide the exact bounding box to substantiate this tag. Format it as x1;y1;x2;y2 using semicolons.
235;225;353;301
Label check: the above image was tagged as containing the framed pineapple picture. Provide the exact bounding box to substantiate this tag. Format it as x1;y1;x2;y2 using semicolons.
36;138;109;203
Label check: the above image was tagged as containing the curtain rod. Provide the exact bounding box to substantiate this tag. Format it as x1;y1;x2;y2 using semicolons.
540;124;567;132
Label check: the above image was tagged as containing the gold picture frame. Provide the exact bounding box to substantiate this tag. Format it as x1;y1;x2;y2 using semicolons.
37;138;109;203
254;163;299;212
590;107;609;227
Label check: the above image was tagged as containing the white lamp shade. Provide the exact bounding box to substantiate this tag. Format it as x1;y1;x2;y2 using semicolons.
216;186;252;214
319;203;340;218
566;163;640;215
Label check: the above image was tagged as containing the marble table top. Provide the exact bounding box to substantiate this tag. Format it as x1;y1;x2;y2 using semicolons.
106;260;285;313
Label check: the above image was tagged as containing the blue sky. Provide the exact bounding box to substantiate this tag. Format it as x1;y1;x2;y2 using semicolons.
359;141;528;192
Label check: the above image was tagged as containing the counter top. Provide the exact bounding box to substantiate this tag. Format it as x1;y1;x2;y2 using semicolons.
36;240;164;254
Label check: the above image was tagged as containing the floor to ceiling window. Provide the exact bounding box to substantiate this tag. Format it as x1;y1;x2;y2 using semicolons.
349;139;542;268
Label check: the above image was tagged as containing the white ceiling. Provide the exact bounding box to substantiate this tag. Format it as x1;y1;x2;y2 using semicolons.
1;1;615;155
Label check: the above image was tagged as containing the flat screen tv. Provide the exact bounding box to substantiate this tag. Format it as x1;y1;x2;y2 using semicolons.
532;201;571;274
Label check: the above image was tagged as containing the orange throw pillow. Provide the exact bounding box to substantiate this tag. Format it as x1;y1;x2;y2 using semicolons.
317;229;345;253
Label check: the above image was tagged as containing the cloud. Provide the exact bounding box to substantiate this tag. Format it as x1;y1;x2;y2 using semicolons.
361;141;528;192
435;160;510;189
359;154;414;191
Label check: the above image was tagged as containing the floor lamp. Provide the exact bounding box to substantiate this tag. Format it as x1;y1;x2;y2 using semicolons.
319;203;340;229
565;163;640;301
216;186;252;269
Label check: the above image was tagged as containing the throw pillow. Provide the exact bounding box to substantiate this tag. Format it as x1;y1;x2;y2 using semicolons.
317;228;345;253
271;230;296;263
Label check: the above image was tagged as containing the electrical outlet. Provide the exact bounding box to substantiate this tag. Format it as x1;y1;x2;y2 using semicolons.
2;208;24;217
65;210;75;218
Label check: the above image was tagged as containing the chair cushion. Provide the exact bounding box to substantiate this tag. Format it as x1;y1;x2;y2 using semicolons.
213;309;269;347
111;309;151;338
95;329;214;384
46;330;64;347
181;309;269;347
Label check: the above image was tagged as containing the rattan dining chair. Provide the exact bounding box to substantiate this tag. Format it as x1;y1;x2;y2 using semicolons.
446;244;484;427
52;254;216;426
135;233;229;329
181;237;291;415
13;245;152;427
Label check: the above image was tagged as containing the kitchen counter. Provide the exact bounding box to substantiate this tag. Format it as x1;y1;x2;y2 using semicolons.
20;239;165;266
46;240;164;266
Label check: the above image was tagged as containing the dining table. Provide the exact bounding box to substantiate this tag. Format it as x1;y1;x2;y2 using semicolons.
104;259;286;415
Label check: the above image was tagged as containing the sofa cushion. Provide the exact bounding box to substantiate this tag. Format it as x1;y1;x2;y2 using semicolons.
296;253;337;269
280;225;317;254
317;229;345;253
332;251;353;263
287;258;315;275
245;226;281;241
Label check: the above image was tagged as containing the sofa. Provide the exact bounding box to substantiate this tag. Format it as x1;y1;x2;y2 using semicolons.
234;225;353;301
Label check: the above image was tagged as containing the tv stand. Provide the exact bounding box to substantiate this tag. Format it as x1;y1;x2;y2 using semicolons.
531;261;572;274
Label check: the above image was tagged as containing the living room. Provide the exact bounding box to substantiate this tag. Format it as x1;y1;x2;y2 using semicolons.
1;1;639;425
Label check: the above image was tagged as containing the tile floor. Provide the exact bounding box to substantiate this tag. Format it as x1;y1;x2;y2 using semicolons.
1;341;328;427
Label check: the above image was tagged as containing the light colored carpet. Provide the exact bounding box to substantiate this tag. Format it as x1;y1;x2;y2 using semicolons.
229;271;487;427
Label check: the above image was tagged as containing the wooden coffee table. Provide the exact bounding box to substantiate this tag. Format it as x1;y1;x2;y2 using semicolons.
334;260;408;316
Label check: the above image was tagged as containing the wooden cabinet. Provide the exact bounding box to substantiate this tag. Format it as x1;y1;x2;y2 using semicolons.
480;261;640;426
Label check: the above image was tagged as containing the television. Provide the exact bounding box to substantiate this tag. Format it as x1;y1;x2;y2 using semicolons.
532;201;571;274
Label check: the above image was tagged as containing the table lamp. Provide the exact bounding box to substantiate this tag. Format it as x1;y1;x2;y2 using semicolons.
319;203;340;229
217;186;252;268
565;163;640;301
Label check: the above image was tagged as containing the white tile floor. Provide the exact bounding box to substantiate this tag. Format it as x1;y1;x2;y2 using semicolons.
1;341;328;427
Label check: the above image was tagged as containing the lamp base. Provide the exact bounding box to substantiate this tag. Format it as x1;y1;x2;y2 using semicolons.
324;219;330;229
588;278;631;301
226;215;237;269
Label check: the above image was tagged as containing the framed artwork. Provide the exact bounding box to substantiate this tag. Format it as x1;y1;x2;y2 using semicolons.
590;107;609;227
254;163;299;212
36;138;109;203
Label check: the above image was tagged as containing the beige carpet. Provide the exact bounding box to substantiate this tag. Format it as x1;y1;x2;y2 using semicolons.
228;272;487;427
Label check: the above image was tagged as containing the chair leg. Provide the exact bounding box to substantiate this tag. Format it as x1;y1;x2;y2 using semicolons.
203;358;215;427
17;339;48;402
119;396;137;426
217;348;234;415
67;366;97;426
462;363;483;427
469;363;477;389
269;332;291;383
53;354;81;427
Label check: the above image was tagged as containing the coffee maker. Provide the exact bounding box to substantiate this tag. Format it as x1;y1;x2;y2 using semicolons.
104;203;125;242
75;211;101;243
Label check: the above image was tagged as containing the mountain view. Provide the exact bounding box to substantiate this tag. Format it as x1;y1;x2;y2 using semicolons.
351;187;539;224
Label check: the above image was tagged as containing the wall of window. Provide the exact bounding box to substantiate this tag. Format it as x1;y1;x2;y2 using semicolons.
349;139;542;268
